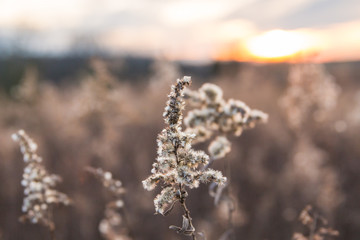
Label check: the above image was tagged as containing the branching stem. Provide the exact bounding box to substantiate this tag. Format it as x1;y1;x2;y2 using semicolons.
179;183;197;240
174;138;197;240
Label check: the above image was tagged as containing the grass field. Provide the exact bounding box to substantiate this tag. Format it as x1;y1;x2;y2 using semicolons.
0;58;359;240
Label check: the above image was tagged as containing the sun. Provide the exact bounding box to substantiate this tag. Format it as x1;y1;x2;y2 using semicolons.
245;29;311;60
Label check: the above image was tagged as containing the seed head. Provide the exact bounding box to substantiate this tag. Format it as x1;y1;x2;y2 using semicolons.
143;77;227;215
12;130;70;230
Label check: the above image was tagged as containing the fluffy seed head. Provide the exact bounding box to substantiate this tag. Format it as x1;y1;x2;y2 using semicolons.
143;77;227;215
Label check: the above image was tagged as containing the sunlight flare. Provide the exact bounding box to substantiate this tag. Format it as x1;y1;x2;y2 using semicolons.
245;29;312;59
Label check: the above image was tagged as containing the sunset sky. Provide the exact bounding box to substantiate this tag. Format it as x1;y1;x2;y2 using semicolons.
0;0;359;62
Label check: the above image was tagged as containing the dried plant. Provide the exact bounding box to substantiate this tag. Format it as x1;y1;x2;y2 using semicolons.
184;83;268;138
183;82;268;239
12;66;40;103
87;167;131;240
149;59;180;92
74;58;121;117
282;136;343;215
12;130;71;239
280;64;340;130
183;82;268;164
292;205;339;240
279;64;343;218
2;61;357;240
142;77;227;239
207;136;231;163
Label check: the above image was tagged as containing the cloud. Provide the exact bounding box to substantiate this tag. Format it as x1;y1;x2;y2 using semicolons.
0;0;359;61
158;0;254;26
225;0;317;28
100;18;256;60
225;0;360;30
279;0;360;28
297;21;360;62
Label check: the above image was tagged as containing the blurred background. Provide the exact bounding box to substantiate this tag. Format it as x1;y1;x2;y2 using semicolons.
1;0;360;239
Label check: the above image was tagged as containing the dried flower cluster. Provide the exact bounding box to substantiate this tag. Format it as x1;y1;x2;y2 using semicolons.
208;136;231;161
13;66;39;103
75;59;120;116
12;130;70;231
283;136;343;217
149;59;180;92
183;82;268;239
87;167;131;240
184;83;268;139
142;77;227;239
292;205;339;240
280;64;340;130
183;83;268;159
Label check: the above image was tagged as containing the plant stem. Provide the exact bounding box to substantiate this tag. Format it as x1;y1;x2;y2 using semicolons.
174;138;197;240
179;183;197;240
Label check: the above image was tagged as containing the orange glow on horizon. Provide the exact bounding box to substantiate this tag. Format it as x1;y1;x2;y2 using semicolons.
215;29;320;63
246;30;311;58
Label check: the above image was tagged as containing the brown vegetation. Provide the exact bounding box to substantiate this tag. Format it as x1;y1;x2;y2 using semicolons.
0;59;358;239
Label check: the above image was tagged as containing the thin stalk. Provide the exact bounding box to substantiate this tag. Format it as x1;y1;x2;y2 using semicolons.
174;137;197;240
204;147;236;240
179;183;197;240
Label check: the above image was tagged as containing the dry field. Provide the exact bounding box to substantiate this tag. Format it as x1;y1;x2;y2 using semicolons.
0;58;360;240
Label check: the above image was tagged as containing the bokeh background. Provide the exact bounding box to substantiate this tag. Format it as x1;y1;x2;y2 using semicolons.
1;0;360;240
